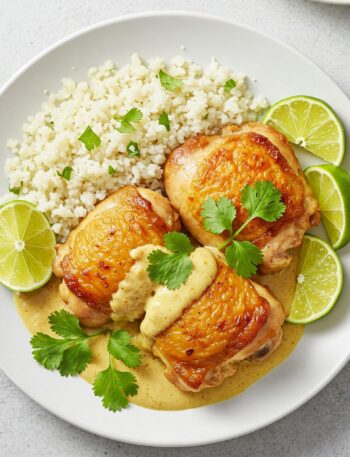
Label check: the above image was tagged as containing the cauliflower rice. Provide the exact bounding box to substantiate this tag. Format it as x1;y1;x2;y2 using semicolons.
5;54;268;241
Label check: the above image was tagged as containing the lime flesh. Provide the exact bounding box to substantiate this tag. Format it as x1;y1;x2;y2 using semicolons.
287;235;343;324
263;95;345;165
305;164;350;250
0;200;56;292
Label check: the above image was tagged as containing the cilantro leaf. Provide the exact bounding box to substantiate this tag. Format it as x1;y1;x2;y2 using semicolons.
30;333;67;370
58;340;92;377
224;79;236;93
78;126;101;151
159;70;183;91
147;232;194;289
48;310;86;339
201;197;236;235
164;231;194;254
241;181;286;222
158;112;170;131
147;250;193;290
30;310;103;376
108;165;116;175
9;183;22;195
127;141;140;158
93;364;138;412
225;241;263;278
57;166;73;181
114;108;143;133
107;330;141;368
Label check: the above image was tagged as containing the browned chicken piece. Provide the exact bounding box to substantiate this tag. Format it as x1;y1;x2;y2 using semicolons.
164;122;320;274
153;251;285;392
53;186;180;327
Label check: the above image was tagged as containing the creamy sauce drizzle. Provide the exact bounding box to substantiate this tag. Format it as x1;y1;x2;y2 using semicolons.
15;249;303;411
139;247;217;350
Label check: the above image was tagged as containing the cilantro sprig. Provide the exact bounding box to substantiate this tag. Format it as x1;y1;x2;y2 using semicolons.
57;166;73;181
158;111;170;131
30;310;103;376
147;232;194;290
30;311;141;412
201;181;286;278
224;78;236;93
114;108;143;133
159;70;183;92
78;126;101;151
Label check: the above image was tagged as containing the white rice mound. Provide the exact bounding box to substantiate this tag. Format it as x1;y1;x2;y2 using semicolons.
5;54;268;241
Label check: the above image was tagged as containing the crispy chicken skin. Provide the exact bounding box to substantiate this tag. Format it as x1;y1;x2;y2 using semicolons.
53;186;180;327
154;251;285;392
164;122;320;274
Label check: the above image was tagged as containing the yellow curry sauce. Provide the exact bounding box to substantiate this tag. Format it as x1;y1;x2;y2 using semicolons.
15;249;303;411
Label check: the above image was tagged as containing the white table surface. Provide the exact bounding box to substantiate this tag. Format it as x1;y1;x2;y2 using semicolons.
1;0;349;455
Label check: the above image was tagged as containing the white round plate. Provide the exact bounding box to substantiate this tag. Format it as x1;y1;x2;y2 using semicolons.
313;0;350;4
0;11;349;448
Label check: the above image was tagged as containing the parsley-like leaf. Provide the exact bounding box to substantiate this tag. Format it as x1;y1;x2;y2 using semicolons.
31;333;67;370
127;141;140;158
201;197;236;235
108;165;116;175
30;310;102;376
9;185;22;195
114;108;143;133
158;112;170;131
78;126;101;151
57;166;73;181
224;79;236;93
241;181;286;222
58;340;92;376
148;250;193;290
93;364;138;412
147;232;194;290
164;232;194;254
225;241;263;278
107;330;141;368
48;310;86;339
159;70;183;91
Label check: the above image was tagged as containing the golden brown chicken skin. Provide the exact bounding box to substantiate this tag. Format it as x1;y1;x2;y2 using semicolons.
164;123;320;274
53;186;180;326
154;253;285;392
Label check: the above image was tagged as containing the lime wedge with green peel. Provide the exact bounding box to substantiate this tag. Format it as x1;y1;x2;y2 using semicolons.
287;234;343;324
263;95;345;165
305;164;350;250
0;200;56;292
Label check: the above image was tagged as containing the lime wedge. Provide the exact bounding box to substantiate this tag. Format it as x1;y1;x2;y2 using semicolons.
287;234;343;324
305;164;350;250
0;200;56;292
263;95;345;165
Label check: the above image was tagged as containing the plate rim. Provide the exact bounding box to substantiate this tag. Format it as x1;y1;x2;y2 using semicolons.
0;10;350;447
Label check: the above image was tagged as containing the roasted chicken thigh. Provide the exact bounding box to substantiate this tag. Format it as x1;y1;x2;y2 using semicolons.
153;250;285;391
164;123;320;273
53;186;180;327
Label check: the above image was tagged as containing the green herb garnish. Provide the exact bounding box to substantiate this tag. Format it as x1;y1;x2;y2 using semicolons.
93;361;138;412
114;108;143;133
30;310;103;376
108;165;116;175
9;184;22;195
107;330;141;368
57;166;73;181
159;70;183;92
224;79;236;93
31;310;141;412
127;141;140;158
201;181;286;277
147;232;194;290
158;112;170;132
78;126;101;151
